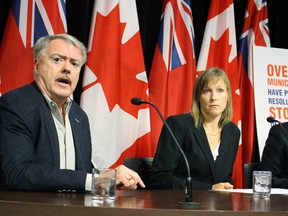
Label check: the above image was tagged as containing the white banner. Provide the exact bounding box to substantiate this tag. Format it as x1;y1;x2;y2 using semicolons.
253;46;288;159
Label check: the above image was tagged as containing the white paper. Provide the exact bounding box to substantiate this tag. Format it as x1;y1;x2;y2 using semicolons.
212;188;288;195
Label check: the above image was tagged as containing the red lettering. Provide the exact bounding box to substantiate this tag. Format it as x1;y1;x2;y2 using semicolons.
269;107;288;120
267;64;273;76
267;64;288;77
282;65;288;77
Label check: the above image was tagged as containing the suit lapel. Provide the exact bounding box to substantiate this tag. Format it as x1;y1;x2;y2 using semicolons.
211;125;233;182
44;112;60;167
30;83;60;167
194;126;216;171
36;94;60;167
217;124;232;161
69;107;85;170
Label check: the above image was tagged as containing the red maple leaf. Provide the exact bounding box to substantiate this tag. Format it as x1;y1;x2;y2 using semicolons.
86;5;147;117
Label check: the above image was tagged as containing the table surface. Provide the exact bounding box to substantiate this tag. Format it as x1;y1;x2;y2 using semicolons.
0;189;287;216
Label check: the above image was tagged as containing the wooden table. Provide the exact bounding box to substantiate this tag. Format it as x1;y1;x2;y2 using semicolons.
0;189;287;215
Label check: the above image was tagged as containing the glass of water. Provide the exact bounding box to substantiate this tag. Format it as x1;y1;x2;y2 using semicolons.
91;168;117;203
253;171;272;199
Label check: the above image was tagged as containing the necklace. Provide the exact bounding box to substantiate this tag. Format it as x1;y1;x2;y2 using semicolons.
204;128;220;136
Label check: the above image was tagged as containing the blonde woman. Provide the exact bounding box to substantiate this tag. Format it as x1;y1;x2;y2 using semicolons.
151;67;240;190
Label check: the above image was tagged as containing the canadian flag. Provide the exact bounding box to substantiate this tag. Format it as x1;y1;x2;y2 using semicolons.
80;0;151;168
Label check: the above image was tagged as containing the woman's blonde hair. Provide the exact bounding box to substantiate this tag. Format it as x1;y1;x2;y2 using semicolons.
191;67;233;128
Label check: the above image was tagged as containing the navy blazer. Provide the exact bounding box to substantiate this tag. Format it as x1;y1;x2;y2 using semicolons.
260;122;288;188
0;82;92;192
151;113;240;189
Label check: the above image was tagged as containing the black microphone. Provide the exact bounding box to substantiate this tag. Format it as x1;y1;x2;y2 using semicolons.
131;97;200;206
266;116;288;135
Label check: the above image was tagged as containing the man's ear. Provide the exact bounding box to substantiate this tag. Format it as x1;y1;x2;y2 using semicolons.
34;59;39;72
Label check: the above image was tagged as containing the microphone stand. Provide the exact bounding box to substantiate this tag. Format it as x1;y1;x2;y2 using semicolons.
131;98;200;206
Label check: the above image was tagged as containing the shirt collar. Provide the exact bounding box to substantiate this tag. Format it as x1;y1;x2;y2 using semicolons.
42;93;72;114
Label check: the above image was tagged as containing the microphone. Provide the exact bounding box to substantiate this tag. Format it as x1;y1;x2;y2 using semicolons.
266;116;288;135
131;97;200;206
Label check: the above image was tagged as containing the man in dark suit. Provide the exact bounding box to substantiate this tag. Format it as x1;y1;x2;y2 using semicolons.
0;34;144;192
260;122;288;188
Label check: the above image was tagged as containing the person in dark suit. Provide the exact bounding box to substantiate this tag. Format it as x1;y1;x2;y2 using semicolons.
151;67;240;190
0;34;144;192
260;122;288;188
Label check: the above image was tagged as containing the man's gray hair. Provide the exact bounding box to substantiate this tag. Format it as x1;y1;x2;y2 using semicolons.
33;34;87;65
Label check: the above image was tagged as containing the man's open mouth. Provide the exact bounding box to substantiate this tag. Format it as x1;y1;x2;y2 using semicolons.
56;77;71;85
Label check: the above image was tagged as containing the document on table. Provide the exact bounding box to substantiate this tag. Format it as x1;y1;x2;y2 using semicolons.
212;188;288;195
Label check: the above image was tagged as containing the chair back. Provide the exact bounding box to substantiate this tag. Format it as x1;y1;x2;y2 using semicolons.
124;157;153;189
244;163;260;189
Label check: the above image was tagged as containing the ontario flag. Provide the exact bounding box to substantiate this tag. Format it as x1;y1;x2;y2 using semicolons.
148;0;196;149
80;0;151;168
196;0;242;188
0;0;67;94
238;0;270;179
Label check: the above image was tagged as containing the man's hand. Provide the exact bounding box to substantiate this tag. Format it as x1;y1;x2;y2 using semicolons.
114;165;145;190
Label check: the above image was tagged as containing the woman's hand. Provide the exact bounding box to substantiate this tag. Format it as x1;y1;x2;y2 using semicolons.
212;182;233;190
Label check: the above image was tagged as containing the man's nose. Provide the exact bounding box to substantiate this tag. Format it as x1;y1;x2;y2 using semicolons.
62;61;71;73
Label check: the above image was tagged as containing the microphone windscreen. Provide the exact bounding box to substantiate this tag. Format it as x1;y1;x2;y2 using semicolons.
267;116;277;123
131;97;142;105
